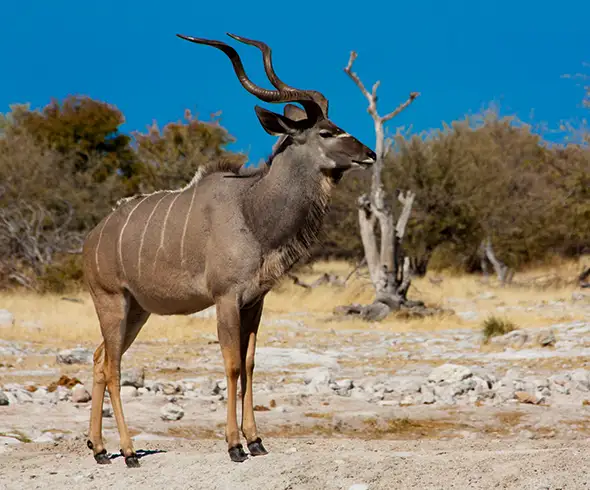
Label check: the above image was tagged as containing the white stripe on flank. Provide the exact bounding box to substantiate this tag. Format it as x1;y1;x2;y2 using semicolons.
94;213;114;275
118;196;149;280
137;194;168;280
180;185;197;267
152;192;183;274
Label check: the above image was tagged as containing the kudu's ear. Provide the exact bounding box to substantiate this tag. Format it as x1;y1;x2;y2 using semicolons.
255;105;302;136
283;104;307;122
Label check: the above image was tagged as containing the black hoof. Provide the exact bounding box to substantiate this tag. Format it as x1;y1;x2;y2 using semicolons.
125;455;140;468
93;449;111;465
228;444;248;463
121;449;140;468
247;438;268;456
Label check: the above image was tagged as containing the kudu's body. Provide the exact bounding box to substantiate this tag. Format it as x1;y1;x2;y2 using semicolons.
83;32;375;466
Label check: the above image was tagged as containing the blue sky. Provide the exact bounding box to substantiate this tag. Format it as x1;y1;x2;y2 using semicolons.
1;1;588;165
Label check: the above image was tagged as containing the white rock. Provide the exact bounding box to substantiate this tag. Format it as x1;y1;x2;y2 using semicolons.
0;309;14;327
160;402;184;421
34;432;58;443
335;379;354;391
570;369;590;392
72;385;91;403
121;368;145;388
14;389;33;404
420;384;436;404
57;385;71;401
433;385;456;405
478;292;496;300
428;364;473;384
120;386;138;398
491;330;528;348
32;387;53;404
56;347;93;365
349;484;369;490
0;391;9;406
303;368;334;393
0;436;21;445
536;329;556;347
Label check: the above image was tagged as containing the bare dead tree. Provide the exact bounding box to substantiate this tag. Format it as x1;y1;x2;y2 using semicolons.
338;51;422;320
0;200;84;288
479;237;514;286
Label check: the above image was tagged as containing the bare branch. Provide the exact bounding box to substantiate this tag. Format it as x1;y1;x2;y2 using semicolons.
382;92;420;123
395;190;416;240
344;52;371;102
344;51;420;124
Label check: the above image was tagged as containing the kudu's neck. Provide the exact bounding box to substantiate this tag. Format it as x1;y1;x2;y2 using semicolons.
243;145;332;258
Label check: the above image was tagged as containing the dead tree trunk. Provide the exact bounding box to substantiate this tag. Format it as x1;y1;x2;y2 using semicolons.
337;51;421;321
480;237;513;286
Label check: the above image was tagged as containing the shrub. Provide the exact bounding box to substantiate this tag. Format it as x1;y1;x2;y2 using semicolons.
481;316;516;343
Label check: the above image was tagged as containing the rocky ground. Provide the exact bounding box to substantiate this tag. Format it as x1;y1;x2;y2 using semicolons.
1;289;589;489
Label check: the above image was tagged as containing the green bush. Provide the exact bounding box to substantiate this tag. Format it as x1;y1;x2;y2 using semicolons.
38;255;85;294
482;316;517;343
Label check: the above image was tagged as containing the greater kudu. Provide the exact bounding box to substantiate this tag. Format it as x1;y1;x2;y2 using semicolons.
82;32;376;466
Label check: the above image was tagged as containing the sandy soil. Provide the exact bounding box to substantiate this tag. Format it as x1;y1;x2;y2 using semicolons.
1;438;588;490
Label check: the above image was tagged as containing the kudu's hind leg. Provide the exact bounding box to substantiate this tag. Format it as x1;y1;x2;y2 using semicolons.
216;295;248;462
240;300;267;456
88;291;148;468
88;342;110;464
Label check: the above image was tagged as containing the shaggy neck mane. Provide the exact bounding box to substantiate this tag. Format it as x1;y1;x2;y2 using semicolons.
244;145;333;287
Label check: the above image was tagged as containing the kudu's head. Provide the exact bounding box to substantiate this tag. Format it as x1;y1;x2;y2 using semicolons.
177;33;376;182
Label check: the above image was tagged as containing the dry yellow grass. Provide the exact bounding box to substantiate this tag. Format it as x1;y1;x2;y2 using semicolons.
0;257;586;346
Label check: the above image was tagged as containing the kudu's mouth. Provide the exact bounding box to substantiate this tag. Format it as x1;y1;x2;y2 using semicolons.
352;157;376;168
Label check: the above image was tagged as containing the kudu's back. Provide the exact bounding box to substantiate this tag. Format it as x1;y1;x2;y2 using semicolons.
83;171;264;315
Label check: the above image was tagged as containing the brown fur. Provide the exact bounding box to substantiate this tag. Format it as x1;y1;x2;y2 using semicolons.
82;36;375;466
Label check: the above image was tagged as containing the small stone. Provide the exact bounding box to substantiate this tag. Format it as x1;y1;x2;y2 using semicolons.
32;388;50;404
72;385;91;403
102;406;113;418
0;391;9;406
515;391;541;405
285;447;297;454
56;348;93;365
491;330;528;348
0;436;21;445
137;387;149;396
0;309;15;327
121;368;145;388
14;389;33;404
303;368;334;393
420;384;436;404
478;292;496;300
160;402;184;421
120;386;138;398
536;330;556;347
33;433;57;443
428;364;473;384
571;369;590;392
348;484;369;490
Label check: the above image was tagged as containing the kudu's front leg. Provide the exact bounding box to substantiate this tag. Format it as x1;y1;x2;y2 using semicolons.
216;295;248;462
240;300;268;456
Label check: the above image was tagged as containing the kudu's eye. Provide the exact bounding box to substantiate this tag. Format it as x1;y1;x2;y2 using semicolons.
319;130;333;138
